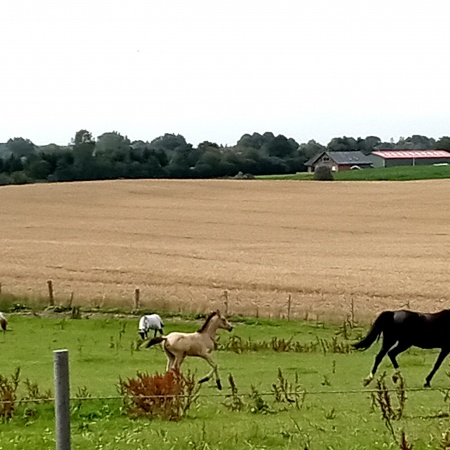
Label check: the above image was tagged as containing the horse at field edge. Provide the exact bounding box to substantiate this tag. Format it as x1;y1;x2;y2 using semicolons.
146;310;233;390
0;312;7;331
138;313;164;339
353;309;450;387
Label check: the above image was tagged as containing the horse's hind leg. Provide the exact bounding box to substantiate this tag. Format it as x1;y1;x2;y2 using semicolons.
364;337;397;386
424;348;450;387
387;341;411;382
164;346;176;371
199;355;221;390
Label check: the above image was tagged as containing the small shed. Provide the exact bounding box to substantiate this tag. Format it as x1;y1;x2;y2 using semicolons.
370;150;450;168
305;151;373;173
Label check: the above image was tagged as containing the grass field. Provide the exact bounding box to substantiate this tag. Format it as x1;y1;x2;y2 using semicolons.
258;164;450;181
1;315;450;449
1;179;449;323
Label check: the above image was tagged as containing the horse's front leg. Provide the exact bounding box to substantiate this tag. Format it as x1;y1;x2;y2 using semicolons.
198;354;222;390
425;348;450;387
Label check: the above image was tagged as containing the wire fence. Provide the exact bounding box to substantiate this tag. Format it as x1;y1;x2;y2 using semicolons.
2;385;446;406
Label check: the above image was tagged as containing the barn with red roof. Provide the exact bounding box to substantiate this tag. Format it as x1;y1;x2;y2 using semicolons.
370;150;450;168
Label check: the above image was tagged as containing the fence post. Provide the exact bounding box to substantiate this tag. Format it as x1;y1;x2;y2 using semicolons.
134;288;140;309
223;290;229;316
287;294;292;321
48;280;54;307
350;297;355;328
54;349;71;450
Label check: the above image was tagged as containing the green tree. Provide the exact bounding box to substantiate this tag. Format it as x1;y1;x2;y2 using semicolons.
149;134;190;153
3;154;23;174
166;151;191;178
6;137;36;157
436;136;450;151
24;156;52;180
262;134;297;158
95;131;131;161
298;140;326;161
356;136;381;155
71;129;95;178
327;136;358;152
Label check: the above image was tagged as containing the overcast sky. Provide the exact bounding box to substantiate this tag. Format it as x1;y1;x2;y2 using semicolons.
1;0;449;147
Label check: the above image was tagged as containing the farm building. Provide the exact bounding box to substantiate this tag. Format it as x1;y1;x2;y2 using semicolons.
305;151;373;173
370;150;450;168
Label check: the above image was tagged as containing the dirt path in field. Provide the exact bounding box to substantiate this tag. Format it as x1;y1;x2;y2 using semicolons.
1;179;449;322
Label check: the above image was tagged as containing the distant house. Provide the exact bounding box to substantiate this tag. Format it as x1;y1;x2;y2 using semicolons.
305;151;373;173
370;150;450;168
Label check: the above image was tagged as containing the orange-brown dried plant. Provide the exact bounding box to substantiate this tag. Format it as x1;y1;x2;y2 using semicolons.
119;369;199;421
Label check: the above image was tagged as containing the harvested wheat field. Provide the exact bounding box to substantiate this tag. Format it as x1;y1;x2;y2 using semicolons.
0;179;449;321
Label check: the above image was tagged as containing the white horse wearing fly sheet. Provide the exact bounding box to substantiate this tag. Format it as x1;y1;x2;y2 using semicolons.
146;310;233;390
138;314;164;339
0;312;7;331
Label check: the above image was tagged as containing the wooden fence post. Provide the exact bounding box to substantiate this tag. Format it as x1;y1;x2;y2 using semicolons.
223;290;229;316
350;297;355;327
134;288;140;310
0;282;2;295
287;294;292;321
54;349;71;450
47;280;54;306
67;292;74;309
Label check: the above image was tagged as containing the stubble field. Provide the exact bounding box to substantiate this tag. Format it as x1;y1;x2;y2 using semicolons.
1;179;449;321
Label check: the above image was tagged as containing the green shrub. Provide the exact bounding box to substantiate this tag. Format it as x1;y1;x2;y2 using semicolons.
0;173;11;186
314;165;334;181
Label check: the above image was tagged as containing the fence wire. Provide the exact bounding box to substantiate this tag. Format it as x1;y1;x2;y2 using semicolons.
1;385;446;406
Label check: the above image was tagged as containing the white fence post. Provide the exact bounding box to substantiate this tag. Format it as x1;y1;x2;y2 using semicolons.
54;349;71;450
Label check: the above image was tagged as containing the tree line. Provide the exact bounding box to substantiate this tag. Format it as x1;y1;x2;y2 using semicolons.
0;130;449;185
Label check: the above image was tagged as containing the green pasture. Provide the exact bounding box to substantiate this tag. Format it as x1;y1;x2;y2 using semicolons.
1;314;450;449
258;164;450;181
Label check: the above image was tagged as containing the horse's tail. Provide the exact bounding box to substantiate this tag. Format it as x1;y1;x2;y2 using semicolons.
353;311;393;351
146;336;166;348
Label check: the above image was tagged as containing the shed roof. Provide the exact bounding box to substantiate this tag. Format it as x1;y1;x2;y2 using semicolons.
372;150;450;159
306;151;373;166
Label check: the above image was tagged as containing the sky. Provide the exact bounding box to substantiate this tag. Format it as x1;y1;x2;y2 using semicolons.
1;0;449;147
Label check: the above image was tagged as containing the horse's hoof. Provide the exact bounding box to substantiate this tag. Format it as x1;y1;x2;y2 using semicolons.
198;377;209;384
216;380;222;390
363;377;372;387
392;374;399;384
424;381;431;388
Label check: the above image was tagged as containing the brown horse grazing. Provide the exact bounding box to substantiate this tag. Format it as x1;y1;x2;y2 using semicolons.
146;310;233;390
353;309;450;387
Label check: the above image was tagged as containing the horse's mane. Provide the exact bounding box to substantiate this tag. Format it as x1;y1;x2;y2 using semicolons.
197;312;217;333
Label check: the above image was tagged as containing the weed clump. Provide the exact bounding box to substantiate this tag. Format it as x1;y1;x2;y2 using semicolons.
0;368;20;421
118;369;199;421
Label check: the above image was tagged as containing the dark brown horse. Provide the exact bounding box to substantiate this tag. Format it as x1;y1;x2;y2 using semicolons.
353;309;450;387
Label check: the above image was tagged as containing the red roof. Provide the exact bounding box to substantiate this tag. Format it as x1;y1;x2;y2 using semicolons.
372;150;450;159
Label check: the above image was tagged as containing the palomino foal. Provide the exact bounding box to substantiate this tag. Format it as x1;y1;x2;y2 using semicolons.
146;310;233;390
